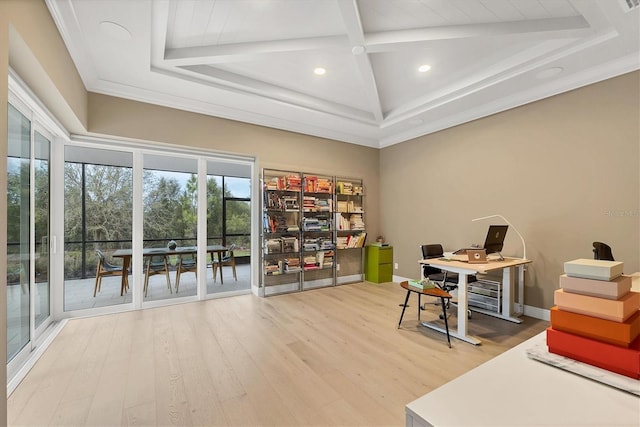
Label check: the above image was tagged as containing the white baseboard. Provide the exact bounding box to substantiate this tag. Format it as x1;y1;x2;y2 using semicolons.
523;304;550;321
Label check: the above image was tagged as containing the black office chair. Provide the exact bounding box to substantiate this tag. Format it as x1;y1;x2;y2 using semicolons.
593;242;614;261
420;244;475;317
421;244;457;290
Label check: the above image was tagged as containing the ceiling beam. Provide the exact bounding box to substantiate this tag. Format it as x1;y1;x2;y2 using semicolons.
177;65;377;124
164;36;349;66
365;16;592;52
337;0;384;122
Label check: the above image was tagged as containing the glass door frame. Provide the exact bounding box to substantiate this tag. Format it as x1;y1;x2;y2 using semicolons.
56;137;257;318
6;87;56;379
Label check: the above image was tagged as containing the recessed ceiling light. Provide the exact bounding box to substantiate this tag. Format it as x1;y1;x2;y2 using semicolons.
418;64;432;73
314;67;326;76
536;67;564;79
99;21;132;41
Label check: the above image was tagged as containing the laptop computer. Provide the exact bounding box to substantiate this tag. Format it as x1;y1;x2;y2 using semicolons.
483;225;508;259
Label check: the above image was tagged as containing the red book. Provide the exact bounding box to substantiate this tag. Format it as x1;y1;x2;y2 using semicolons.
546;327;640;379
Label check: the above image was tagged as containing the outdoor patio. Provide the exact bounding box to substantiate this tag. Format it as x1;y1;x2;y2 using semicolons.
63;262;251;311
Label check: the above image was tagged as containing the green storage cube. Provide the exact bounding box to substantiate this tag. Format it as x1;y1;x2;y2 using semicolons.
365;245;393;283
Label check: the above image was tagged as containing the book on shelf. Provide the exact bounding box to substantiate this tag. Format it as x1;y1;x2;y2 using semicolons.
265;238;283;254
286;175;301;191
336;232;366;249
349;213;365;230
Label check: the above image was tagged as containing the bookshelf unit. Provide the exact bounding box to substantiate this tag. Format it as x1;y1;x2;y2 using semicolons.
335;177;366;284
262;169;303;295
301;173;335;290
261;169;366;296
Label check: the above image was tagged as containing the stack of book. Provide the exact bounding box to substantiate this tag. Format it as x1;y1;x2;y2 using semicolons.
263;260;280;275
265;238;282;254
302;217;321;231
349;214;365;230
314;198;332;212
408;279;437;290
303;255;318;270
321;250;334;268
337;181;353;194
319;239;334;250
548;258;640;379
265;176;285;190
285;257;301;272
303;238;319;251
281;236;299;253
286;175;301;191
303;196;316;212
315;178;333;193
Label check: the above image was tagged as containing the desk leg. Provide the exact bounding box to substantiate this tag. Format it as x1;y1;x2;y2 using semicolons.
516;265;525;316
420;273;481;345
456;274;470;341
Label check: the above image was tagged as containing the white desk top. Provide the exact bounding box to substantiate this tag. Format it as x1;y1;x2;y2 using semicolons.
406;332;640;426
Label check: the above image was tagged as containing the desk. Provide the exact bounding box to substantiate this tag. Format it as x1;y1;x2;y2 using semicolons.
406;332;640;426
418;257;531;345
113;245;227;294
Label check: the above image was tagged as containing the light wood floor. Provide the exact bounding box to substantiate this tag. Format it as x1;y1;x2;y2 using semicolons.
7;281;548;426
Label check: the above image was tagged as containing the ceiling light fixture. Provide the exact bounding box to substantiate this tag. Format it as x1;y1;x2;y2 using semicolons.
314;67;326;76
418;64;432;73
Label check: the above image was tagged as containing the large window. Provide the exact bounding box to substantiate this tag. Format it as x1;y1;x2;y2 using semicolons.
63;146;133;311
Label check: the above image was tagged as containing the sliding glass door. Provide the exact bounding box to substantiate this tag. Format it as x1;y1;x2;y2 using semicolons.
6;104;52;364
142;154;198;301
63;146;133;311
6;105;31;362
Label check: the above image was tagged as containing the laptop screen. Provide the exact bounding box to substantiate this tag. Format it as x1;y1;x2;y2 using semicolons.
483;225;508;255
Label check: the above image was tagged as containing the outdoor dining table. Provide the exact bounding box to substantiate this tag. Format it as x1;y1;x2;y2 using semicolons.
112;245;228;295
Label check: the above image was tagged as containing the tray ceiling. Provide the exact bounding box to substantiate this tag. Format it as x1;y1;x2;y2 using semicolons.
46;0;640;148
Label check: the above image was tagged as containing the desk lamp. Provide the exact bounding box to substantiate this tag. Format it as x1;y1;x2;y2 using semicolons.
472;214;527;260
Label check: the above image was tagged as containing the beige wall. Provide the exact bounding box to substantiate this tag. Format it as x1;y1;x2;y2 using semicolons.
87;93;381;240
380;71;640;310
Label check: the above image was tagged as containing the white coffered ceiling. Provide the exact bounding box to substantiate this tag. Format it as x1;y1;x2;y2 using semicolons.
46;0;640;148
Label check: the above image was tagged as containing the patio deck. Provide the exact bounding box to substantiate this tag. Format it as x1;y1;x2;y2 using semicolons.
63;263;252;311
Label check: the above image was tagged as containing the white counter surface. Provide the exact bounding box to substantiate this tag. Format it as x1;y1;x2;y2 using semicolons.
406;332;640;427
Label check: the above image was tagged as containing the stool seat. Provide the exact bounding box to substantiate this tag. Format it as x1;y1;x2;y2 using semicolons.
398;281;453;347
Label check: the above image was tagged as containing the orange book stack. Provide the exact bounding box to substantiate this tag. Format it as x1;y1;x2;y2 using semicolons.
548;259;640;379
